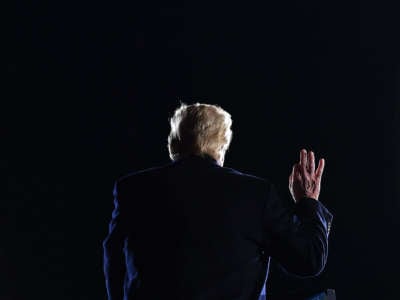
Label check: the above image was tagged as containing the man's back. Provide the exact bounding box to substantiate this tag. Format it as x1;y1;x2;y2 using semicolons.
103;154;332;300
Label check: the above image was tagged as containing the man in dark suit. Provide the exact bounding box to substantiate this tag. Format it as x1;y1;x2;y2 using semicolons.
103;103;333;300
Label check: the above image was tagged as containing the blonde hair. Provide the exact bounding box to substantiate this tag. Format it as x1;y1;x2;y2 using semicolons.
167;103;233;162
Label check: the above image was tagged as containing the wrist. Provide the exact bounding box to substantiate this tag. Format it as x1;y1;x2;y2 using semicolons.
295;193;319;202
305;193;319;200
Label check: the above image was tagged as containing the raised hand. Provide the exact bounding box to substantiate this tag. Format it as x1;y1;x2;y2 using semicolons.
289;149;325;202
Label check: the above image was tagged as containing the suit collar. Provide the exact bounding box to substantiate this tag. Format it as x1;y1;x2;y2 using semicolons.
172;154;220;166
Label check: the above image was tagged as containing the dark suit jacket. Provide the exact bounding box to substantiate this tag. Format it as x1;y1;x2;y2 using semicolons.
103;155;333;300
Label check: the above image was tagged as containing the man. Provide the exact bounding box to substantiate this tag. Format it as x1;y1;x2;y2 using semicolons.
103;103;333;300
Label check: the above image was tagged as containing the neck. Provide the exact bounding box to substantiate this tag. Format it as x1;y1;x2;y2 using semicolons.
216;152;225;166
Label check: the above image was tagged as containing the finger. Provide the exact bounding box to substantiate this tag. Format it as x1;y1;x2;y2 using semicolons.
315;158;325;178
289;165;295;187
300;149;308;176
294;163;303;181
308;151;315;175
300;149;307;165
289;164;295;178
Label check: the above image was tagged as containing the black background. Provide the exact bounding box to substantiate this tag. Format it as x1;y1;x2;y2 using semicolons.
5;1;399;299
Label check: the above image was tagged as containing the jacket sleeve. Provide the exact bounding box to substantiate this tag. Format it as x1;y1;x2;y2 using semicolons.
262;183;333;277
103;181;128;300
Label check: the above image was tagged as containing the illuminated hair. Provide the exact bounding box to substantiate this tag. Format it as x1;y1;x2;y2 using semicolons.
167;103;233;162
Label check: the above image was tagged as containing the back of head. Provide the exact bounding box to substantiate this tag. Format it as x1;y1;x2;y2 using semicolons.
167;103;233;165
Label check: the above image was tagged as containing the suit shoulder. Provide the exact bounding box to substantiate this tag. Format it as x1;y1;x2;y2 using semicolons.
115;162;172;186
219;166;272;187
